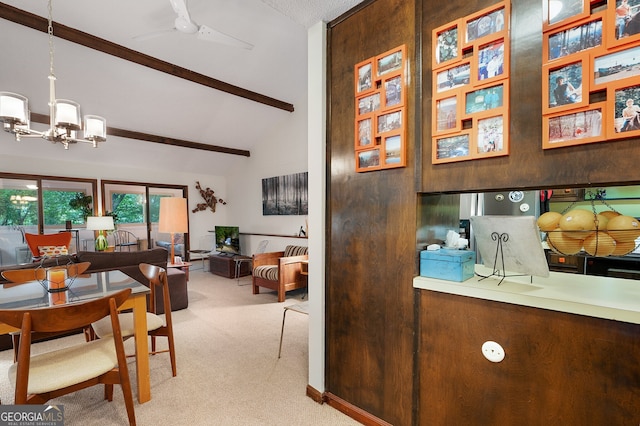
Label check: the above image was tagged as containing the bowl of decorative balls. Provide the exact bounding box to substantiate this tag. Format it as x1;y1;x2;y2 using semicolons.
537;210;640;257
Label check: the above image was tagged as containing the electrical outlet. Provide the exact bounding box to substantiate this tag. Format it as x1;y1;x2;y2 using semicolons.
482;341;505;363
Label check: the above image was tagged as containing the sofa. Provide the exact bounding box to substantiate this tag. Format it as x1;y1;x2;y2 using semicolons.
155;233;185;259
0;248;188;350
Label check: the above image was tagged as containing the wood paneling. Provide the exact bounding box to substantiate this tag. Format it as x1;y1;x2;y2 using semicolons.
419;290;640;424
421;0;640;193
327;0;417;424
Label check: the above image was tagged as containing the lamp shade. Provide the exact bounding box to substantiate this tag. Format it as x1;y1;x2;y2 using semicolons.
159;197;188;233
86;215;114;231
0;92;28;124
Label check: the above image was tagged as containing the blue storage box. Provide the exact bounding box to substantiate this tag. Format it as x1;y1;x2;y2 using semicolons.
420;249;475;282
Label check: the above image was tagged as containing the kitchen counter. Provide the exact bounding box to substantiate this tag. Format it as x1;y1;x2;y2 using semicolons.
413;264;640;324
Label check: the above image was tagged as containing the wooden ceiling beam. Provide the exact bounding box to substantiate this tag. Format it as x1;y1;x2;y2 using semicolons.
0;2;296;156
0;3;294;113
30;113;250;157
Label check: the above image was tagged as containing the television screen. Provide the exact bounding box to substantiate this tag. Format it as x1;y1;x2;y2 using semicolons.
214;226;241;255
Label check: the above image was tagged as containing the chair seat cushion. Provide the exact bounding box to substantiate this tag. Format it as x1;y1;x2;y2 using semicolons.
9;338;117;394
254;265;278;281
92;312;164;338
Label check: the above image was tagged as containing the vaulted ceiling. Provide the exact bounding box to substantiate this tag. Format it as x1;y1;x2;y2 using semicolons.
0;0;364;175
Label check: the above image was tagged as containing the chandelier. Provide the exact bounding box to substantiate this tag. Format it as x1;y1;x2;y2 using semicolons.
0;0;106;149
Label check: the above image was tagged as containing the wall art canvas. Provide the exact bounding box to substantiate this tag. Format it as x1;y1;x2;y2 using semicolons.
262;172;308;216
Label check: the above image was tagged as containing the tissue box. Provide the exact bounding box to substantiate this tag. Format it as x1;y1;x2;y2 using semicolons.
420;249;475;282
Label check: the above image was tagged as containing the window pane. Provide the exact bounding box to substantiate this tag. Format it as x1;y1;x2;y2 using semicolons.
42;180;94;227
0;178;38;265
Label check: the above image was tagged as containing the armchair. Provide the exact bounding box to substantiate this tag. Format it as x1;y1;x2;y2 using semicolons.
252;245;308;302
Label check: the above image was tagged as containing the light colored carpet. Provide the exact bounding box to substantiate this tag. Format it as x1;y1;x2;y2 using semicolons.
0;269;360;426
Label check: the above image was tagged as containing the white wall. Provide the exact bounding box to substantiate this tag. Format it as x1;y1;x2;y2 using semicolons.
0;132;230;250
307;21;327;395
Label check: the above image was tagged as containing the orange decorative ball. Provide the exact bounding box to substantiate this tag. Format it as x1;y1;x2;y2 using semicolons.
583;232;616;257
537;212;562;232
547;228;584;255
559;209;596;239
606;215;640;243
611;240;637;256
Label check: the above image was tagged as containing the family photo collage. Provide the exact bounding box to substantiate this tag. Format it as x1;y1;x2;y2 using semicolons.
431;1;511;164
543;0;640;148
354;45;407;172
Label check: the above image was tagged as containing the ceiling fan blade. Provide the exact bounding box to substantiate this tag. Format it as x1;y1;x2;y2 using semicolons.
197;25;254;50
170;0;192;23
133;28;176;41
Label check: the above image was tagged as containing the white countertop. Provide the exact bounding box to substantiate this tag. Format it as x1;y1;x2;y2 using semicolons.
413;265;640;324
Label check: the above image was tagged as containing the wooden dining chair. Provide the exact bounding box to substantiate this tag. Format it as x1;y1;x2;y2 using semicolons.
0;288;136;426
92;263;177;377
1;262;92;362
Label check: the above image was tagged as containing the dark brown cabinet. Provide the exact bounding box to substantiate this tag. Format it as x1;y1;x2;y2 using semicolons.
208;254;251;279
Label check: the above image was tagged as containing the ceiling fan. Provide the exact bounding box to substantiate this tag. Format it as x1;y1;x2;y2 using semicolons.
135;0;254;50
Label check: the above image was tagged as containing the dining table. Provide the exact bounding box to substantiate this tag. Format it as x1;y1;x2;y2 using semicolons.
0;269;152;404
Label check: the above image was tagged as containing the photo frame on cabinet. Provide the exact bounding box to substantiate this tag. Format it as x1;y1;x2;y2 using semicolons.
377;47;404;77
606;0;640;49
543;0;589;31
464;82;508;116
355;60;374;94
353;44;406;173
542;53;590;114
473;38;509;86
543;11;604;62
356;148;381;172
463;1;509;47
377;109;403;134
434;61;471;94
383;134;405;166
433;93;462;135
607;80;640;139
432;131;472;164
356;92;381;116
474;113;509;157
543;102;606;149
383;74;403;109
433;20;462;69
592;43;640;90
355;117;373;150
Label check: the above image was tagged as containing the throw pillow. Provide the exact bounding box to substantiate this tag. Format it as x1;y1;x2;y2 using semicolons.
38;245;69;257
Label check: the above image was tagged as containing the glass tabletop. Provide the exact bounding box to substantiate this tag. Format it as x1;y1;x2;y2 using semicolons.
0;270;149;310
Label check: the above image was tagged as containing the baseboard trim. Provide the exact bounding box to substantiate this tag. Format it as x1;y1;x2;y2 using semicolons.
324;392;392;426
305;385;325;404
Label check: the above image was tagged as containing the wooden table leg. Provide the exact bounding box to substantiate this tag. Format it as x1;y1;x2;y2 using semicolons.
131;294;151;403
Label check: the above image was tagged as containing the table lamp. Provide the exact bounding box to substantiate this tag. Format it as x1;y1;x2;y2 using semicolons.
159;197;188;263
86;216;114;251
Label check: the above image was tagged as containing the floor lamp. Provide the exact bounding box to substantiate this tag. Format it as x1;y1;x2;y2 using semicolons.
159;197;189;264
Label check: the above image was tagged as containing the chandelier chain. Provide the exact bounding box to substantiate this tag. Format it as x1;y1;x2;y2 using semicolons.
47;0;55;78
